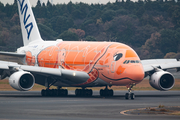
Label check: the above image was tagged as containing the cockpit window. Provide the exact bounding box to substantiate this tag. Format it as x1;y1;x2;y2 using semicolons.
123;60;127;64
131;60;135;63
113;53;123;61
123;60;140;64
136;60;140;63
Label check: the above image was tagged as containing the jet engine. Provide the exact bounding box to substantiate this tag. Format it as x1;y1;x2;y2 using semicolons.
9;71;35;91
149;70;174;91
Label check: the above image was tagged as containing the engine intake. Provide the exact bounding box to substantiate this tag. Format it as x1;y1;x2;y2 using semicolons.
149;71;174;91
9;71;35;91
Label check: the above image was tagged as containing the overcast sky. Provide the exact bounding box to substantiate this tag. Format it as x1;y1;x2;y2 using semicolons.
0;0;119;6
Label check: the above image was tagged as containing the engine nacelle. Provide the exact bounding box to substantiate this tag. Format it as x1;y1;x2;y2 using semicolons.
9;71;35;91
149;71;175;91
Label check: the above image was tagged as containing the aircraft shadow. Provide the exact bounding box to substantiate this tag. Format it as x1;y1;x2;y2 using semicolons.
0;91;179;99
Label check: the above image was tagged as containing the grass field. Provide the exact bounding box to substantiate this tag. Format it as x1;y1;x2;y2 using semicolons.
0;79;180;91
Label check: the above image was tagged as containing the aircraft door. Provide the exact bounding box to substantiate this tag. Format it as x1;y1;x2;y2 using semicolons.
58;48;66;66
111;61;116;73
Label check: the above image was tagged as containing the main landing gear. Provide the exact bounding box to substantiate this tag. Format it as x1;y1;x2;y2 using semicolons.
125;83;136;100
41;88;93;97
41;78;68;97
75;88;93;97
100;86;114;97
41;88;68;97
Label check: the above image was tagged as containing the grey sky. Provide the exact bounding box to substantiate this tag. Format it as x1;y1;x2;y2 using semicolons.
0;0;118;6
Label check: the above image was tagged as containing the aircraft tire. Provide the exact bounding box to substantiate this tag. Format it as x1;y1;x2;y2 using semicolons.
130;93;135;100
125;93;129;99
41;89;68;97
75;89;92;97
100;89;114;97
41;89;46;96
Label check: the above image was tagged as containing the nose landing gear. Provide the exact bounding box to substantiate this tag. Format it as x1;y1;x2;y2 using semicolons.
125;83;136;100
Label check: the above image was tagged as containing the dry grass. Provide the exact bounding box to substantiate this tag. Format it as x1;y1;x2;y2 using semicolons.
158;104;165;108
160;108;170;112
0;79;180;91
170;111;180;115
150;108;156;111
127;106;180;116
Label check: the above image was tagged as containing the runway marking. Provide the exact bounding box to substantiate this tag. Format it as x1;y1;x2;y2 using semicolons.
120;106;180;116
120;108;145;116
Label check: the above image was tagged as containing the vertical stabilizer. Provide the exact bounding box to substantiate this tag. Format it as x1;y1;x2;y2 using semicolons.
17;0;43;46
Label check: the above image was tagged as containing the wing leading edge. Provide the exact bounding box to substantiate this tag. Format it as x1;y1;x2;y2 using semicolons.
0;62;90;86
141;59;180;73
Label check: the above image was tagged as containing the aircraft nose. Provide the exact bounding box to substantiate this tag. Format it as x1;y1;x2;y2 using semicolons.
127;65;144;81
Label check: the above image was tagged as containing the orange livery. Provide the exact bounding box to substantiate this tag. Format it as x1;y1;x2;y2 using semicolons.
0;0;178;100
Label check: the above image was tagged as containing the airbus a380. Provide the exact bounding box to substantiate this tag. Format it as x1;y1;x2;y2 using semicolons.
0;0;179;99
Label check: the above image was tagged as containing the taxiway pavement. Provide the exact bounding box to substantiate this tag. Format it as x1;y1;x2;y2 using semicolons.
0;91;179;120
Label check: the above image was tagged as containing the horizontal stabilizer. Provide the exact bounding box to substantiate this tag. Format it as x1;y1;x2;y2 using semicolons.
0;52;25;57
0;51;25;64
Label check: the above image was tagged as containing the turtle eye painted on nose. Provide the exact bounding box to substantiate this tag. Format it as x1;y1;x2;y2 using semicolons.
113;53;123;61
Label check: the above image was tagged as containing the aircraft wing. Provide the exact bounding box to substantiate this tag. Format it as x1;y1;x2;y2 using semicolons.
20;65;90;85
0;61;90;85
141;59;180;73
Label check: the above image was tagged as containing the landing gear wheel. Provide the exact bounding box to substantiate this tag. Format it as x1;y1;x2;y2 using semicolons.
130;93;135;100
41;89;68;97
41;89;46;96
125;93;135;100
125;93;129;99
57;89;68;96
100;89;114;97
75;89;93;97
125;83;136;100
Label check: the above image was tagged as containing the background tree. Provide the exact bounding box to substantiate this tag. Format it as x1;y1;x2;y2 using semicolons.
57;31;79;41
85;36;96;41
0;0;180;59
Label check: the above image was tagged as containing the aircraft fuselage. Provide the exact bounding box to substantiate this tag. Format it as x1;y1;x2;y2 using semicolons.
17;40;144;87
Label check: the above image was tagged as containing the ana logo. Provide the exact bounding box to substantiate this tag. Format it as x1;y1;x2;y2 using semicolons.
18;0;33;40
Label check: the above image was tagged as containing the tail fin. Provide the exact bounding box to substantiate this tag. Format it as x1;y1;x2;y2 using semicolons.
17;0;43;46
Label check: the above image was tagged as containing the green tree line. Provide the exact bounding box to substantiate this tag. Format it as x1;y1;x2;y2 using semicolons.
0;0;180;59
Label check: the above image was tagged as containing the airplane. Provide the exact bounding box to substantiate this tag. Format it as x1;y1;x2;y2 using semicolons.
0;0;179;100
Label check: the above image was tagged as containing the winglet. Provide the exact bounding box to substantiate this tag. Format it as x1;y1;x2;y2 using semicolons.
17;0;43;46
